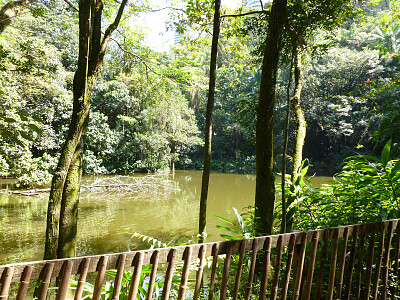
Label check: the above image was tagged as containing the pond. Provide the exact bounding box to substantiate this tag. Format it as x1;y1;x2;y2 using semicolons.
0;170;331;265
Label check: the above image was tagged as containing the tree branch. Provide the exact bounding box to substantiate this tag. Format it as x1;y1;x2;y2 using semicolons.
100;0;128;55
147;6;185;13
221;10;265;18
62;0;78;12
108;35;160;77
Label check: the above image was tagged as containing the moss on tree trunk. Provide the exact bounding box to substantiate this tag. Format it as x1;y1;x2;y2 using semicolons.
44;0;128;260
255;0;287;235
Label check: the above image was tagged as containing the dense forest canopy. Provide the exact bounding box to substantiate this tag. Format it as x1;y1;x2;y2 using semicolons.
0;0;398;188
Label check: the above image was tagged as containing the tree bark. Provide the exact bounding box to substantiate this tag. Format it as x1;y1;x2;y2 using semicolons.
290;50;305;185
57;139;83;258
255;0;287;235
198;0;221;243
44;0;128;260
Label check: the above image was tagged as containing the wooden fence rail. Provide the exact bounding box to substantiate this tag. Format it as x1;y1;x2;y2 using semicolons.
1;219;400;299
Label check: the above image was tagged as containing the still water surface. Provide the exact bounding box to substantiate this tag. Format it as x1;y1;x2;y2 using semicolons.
0;171;330;265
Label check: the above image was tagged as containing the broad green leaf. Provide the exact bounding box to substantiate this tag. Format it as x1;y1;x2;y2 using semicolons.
19;131;34;141
219;234;239;240
27;123;43;134
216;225;240;235
32;114;43;123
390;160;400;179
381;139;392;168
3;117;17;123
233;207;248;232
216;216;241;229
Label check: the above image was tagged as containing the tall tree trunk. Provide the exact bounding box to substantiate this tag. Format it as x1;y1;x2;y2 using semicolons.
198;0;221;243
44;0;128;260
57;139;83;258
290;51;305;185
255;0;287;235
280;47;295;234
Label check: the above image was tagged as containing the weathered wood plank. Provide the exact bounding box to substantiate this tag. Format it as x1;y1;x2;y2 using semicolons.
112;254;127;300
268;235;283;300
336;227;349;299
316;229;331;300
381;221;394;300
293;232;307;300
344;226;359;300
282;234;296;300
37;262;54;300
16;265;33;300
74;257;91;300
92;256;109;300
371;223;387;299
232;239;246;300
146;250;159;300
177;247;192;300
127;252;144;300
161;248;178;300
219;242;233;300
258;237;271;300
208;243;219;300
56;260;73;300
302;231;319;300
0;267;14;300
193;245;206;300
364;229;376;300
327;228;339;300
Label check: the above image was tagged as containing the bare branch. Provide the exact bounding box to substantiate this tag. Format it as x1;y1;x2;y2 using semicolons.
100;0;128;54
221;10;265;18
259;0;264;11
62;0;78;12
147;6;185;13
108;35;160;77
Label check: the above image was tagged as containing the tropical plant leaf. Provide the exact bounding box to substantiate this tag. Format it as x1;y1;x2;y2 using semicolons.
216;225;241;235
381;139;392;168
216;215;241;230
390;160;400;179
19;131;34;141
219;234;239;240
32;114;43;123
3;117;17;123
27;123;43;134
233;207;248;233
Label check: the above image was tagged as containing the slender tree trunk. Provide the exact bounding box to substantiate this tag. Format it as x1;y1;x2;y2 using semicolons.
255;0;287;235
44;0;128;260
290;51;305;185
280;47;295;234
198;0;221;243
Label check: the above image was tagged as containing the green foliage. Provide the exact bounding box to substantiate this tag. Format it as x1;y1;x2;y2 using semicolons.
216;206;256;239
297;140;400;230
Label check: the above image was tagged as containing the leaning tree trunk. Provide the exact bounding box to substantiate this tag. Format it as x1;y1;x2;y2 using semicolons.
44;0;128;260
290;50;305;185
198;0;221;243
255;0;287;235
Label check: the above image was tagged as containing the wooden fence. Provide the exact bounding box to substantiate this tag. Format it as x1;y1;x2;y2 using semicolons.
1;219;400;299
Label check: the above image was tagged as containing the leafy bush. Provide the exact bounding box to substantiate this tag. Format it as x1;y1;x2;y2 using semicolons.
297;140;400;230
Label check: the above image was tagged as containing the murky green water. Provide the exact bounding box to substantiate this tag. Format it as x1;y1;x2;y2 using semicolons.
0;171;331;265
